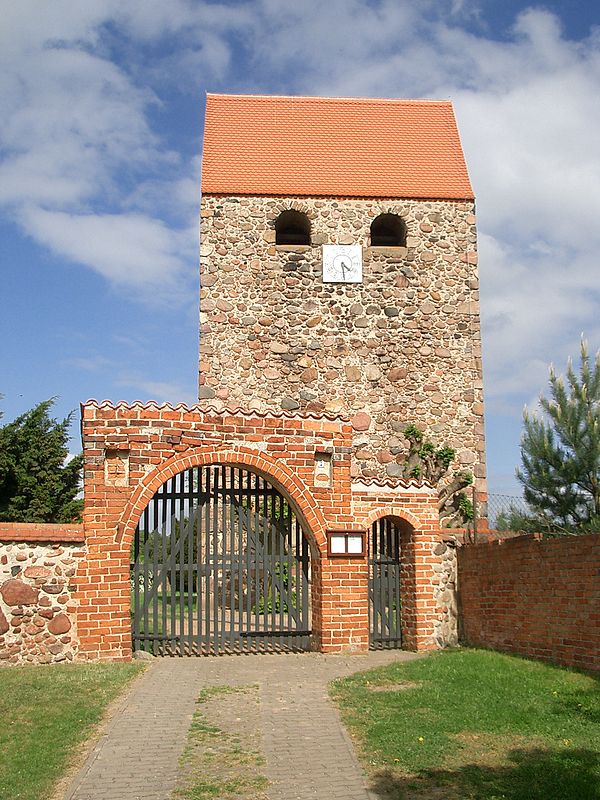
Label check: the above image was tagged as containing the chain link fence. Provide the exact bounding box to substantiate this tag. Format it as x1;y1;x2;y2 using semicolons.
446;491;596;539
473;493;590;538
485;493;528;530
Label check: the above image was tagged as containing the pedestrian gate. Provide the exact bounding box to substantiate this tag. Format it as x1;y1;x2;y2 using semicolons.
131;465;311;655
369;517;402;649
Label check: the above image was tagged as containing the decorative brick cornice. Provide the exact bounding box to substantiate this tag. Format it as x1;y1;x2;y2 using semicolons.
83;399;195;412
81;399;349;423
199;402;349;422
351;477;435;491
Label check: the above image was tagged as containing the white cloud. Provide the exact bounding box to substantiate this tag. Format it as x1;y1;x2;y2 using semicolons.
20;207;194;297
123;156;202;220
63;355;112;373
0;0;195;298
479;230;600;406
0;44;157;208
115;376;197;406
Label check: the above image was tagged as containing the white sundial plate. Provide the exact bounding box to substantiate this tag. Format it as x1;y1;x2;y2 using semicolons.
322;245;363;283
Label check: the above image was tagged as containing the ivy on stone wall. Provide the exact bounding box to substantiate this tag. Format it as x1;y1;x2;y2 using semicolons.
401;424;473;527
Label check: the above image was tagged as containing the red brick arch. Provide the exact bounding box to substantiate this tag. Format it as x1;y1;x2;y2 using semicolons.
117;447;328;553
363;506;420;531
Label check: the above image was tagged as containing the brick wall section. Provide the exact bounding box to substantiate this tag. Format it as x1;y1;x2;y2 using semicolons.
80;400;451;660
0;524;86;665
458;533;600;673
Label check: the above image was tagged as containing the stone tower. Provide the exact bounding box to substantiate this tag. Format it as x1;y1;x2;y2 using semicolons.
199;94;486;504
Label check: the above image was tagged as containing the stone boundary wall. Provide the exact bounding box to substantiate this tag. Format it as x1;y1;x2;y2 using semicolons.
0;524;86;665
458;532;600;673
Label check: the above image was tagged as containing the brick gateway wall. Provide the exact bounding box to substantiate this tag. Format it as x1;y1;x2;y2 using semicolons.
458;533;600;673
78;400;457;661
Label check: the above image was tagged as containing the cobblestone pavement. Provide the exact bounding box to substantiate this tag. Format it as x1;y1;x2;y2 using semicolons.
63;650;423;800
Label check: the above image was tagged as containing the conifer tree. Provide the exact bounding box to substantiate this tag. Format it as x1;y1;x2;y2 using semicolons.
0;399;83;523
511;342;600;533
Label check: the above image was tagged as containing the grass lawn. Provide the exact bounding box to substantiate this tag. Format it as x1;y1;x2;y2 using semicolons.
330;649;600;800
0;662;143;800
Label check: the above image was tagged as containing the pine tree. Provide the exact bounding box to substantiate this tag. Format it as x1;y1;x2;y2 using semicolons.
513;342;600;533
0;399;83;523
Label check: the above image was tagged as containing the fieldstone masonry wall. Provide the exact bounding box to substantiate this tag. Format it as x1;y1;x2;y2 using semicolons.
433;539;459;647
199;195;486;499
0;532;85;665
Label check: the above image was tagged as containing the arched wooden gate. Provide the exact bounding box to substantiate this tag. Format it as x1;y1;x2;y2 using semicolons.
131;464;311;655
369;517;402;649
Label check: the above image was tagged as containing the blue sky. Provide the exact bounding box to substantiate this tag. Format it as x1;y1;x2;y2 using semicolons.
1;0;599;496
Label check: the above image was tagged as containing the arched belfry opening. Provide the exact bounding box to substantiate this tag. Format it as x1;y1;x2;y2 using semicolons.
370;213;407;247
131;463;312;656
275;209;311;245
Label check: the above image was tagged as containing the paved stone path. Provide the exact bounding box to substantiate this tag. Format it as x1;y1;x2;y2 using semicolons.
63;650;422;800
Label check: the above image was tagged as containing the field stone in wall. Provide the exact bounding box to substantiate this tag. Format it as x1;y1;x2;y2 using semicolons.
433;540;459;648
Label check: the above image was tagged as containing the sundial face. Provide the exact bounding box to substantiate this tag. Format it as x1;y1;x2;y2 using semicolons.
322;245;363;283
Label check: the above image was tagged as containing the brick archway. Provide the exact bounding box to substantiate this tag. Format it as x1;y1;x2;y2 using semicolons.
78;403;448;659
363;506;420;531
363;507;437;651
78;447;328;660
366;510;416;650
118;447;327;554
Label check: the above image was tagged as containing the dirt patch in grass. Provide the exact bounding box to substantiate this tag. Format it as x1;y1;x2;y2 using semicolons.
368;681;421;693
444;731;546;769
172;685;269;800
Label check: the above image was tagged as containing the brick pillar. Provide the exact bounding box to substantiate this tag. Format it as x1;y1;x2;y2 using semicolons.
412;529;444;650
78;510;132;662
399;526;417;650
319;557;369;653
397;522;445;652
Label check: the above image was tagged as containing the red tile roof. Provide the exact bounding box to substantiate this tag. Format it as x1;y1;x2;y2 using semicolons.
201;93;473;200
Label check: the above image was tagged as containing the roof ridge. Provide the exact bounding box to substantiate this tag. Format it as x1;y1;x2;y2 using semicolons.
206;92;453;106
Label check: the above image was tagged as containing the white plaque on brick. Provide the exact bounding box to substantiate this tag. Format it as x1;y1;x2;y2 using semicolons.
347;535;364;554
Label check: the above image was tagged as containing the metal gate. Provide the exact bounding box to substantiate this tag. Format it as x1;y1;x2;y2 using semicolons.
131;465;311;655
369;517;402;649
